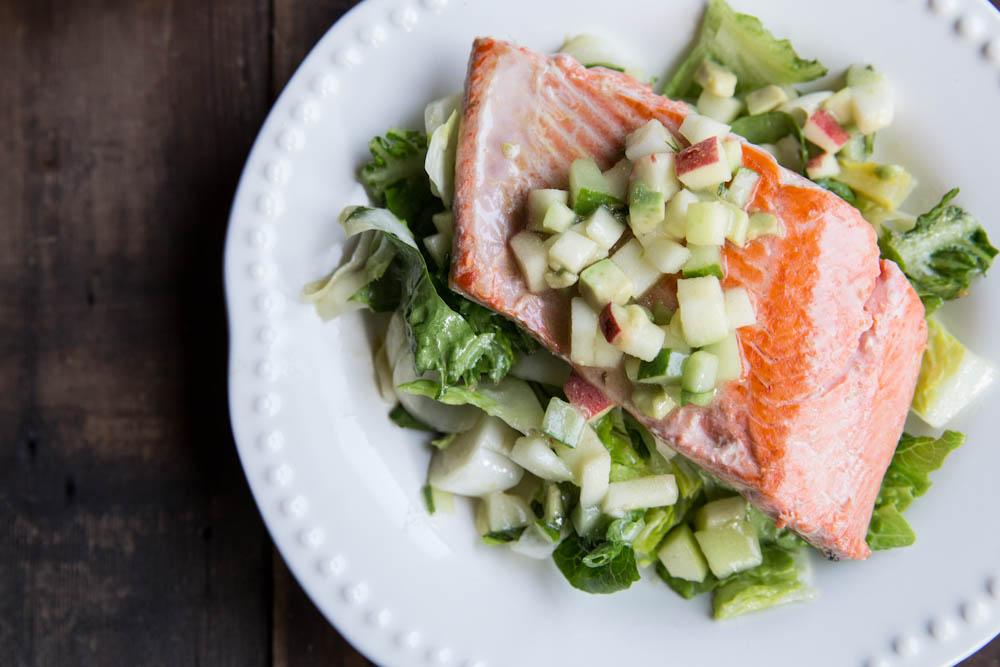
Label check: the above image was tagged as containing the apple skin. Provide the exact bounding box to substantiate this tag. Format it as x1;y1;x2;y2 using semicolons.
805;152;840;179
563;370;615;421
599;303;624;343
675;136;725;177
803;109;850;153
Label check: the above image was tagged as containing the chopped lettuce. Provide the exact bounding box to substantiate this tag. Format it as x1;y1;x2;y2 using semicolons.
911;317;995;428
397;376;544;434
879;189;997;314
711;546;815;619
389;404;435;431
729;111;808;173
360;129;442;236
867;430;965;550
552;534;641;594
663;0;826;99
425;109;460;207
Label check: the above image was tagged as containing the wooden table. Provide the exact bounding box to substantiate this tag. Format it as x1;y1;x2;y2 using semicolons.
2;1;998;665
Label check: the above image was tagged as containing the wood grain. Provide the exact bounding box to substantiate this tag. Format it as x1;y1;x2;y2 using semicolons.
0;0;997;665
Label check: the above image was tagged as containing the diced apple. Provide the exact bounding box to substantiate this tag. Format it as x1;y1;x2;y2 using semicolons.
601;474;679;516
432;210;454;235
677;276;729;347
702;332;742;383
694;60;737;98
563;371;615;421
723;202;749;247
664;189;699;238
676;137;731;191
628;182;666;235
548;230;599;274
725;167;760;208
509;230;549;293
610;238;663;296
679;114;730;145
592;330;624;367
631;384;678;420
802;109;851;153
806;152;841;179
642;237;691;274
748;212;785;240
424;232;451;269
778;90;833;124
570;297;599;366
847;64;894;134
578;450;611;508
625;119;678;160
601;158;632;201
745;84;789;115
580;259;633;309
601;303;666;361
544;269;577;290
697;90;742;124
582;206;626;250
724;287;756;329
531;199;576;234
822;88;854;125
528;189;570;229
722;138;743;172
630;152;681;198
510;434;574;482
686;201;729;246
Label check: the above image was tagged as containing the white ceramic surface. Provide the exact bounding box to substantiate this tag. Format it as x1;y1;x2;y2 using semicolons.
224;1;1000;665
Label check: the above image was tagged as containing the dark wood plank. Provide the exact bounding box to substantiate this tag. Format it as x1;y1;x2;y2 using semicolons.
0;1;273;665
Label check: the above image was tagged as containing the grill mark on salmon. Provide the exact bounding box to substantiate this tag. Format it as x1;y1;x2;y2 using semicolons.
451;37;927;560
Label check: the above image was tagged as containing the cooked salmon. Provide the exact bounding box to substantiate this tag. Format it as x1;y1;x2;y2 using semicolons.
451;38;927;560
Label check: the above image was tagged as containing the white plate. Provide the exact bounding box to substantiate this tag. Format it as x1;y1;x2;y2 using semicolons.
225;1;1000;665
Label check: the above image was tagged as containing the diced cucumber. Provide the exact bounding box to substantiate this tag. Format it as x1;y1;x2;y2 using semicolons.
572;502;604;537
724;287;756;329
641;240;688;279
806;152;840;180
703;332;742;383
610;238;663;296
722;139;743;172
724;167;760;208
658;524;710;582
664;189;700;239
686;201;729;246
593;327;625;367
583;206;626;250
477;491;532;539
748;212;784;240
682;350;718;393
532;199;576;234
528;189;570;230
580;259;633;309
602;158;632;201
625;119;679;160
694;520;763;578
510;434;574;482
694;495;748;531
838;130;874;162
553;424;609;480
541;397;587;448
628;182;666;235
570;158;622;215
745;84;789;116
601;303;666;361
677;276;728;347
638;348;688;384
631;384;677;420
694;60;737;98
723;202;750;247
661;319;691;354
544;269;578;290
680;389;714;406
509;522;561;559
679;114;730;145
424;232;451;268
509;230;549;293
548;229;599;274
697;90;742;124
428;415;524;496
601;474;679;516
681;244;724;280
578;450;612;508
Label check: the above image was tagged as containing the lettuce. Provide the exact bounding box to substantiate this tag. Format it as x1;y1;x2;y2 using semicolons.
879;189;997;314
397;376;544;434
663;0;826;100
360;128;442;237
710;546;815;619
552;534;641;594
388;404;435;431
867;430;965;550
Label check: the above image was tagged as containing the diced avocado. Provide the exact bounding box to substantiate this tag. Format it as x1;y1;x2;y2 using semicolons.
681;244;724;279
528;189;570;230
694;495;748;531
694;520;763;579
681;388;715;406
629;182;666;235
747;212;784;240
570;158;622;215
638;348;688;384
682;350;718;393
702;332;742;383
579;259;633;309
532;200;577;234
686;201;729;246
541;397;587;448
835;160;914;211
631;384;677;420
658;524;710;582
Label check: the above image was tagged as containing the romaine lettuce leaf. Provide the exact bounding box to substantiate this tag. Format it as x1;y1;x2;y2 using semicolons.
552;534;640;594
361;128;442;237
663;0;826;99
397;376;544;434
867;430;965;550
879;188;997;314
711;546;815;619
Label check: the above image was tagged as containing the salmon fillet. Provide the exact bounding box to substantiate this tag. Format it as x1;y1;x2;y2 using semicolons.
451;38;927;560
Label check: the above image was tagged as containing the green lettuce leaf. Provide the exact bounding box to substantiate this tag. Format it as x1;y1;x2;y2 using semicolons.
552;534;640;594
711;545;814;619
879;189;997;314
397;376;544;434
866;430;965;550
663;0;826;99
388;404;435;431
360;128;442;237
